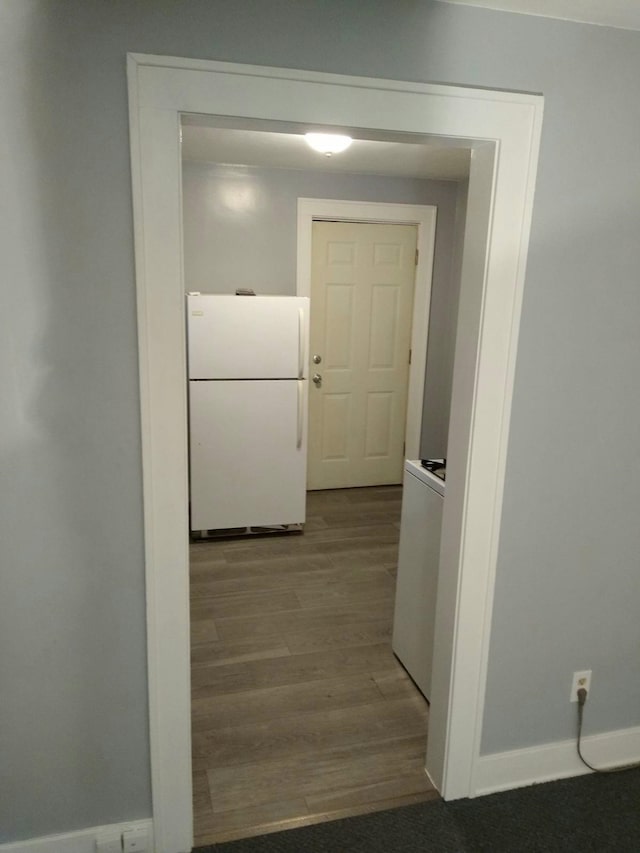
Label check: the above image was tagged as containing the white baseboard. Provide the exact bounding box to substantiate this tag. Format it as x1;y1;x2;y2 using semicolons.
474;724;640;797
0;819;154;853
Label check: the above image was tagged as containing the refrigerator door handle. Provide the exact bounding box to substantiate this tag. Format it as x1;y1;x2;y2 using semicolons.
298;307;305;380
297;379;304;449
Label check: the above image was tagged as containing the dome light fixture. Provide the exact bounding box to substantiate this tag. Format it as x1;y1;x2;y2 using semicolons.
305;133;353;157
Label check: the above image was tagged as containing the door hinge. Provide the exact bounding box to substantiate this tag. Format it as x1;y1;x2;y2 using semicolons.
408;349;412;365
403;442;406;455
415;248;419;266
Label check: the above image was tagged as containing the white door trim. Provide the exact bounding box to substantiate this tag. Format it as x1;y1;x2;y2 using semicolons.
127;53;543;853
297;199;437;462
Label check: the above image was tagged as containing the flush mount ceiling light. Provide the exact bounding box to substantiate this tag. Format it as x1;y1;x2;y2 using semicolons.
304;133;353;156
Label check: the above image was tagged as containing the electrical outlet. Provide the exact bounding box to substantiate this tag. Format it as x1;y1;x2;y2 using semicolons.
122;826;150;853
95;833;121;853
570;669;592;702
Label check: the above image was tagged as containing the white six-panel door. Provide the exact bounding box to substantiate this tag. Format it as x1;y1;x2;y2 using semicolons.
307;221;418;490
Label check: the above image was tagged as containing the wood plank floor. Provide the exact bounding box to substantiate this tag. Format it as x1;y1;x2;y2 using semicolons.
190;486;436;846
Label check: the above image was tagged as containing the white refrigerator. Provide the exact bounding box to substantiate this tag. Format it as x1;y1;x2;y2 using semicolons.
187;294;309;533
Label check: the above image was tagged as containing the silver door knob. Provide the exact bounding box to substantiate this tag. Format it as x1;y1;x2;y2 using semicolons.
313;354;322;364
312;373;322;386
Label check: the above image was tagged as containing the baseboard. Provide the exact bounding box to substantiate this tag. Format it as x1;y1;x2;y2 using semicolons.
474;724;640;797
0;819;154;853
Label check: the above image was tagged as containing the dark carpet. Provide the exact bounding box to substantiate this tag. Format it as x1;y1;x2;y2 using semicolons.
195;768;640;852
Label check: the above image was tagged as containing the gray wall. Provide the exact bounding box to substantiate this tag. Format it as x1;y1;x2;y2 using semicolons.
182;160;463;456
421;179;468;458
2;0;640;842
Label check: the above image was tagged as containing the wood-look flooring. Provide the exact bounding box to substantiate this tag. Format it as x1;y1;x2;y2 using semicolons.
190;486;436;846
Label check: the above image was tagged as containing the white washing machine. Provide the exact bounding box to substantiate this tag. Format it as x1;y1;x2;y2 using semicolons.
392;459;444;701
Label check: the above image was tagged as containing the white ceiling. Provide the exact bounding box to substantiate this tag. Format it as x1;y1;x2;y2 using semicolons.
436;0;640;30
181;126;471;182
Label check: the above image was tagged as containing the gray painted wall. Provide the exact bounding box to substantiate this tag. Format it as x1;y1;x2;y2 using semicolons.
182;160;463;456
421;179;468;458
2;0;640;842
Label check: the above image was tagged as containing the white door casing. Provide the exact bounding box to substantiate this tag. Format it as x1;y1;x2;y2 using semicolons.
127;55;543;853
307;221;418;490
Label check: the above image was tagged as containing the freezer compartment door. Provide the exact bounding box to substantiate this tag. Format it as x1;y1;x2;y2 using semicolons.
189;379;308;531
187;294;309;380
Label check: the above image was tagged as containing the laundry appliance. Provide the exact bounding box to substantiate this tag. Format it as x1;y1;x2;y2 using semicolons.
392;458;445;699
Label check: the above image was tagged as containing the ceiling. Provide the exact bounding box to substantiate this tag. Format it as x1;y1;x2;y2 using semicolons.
436;0;640;30
181;126;471;182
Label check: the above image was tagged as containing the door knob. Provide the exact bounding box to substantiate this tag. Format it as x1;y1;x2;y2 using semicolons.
313;354;322;364
312;373;322;386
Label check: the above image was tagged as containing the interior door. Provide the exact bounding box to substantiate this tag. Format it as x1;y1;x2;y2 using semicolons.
307;221;418;490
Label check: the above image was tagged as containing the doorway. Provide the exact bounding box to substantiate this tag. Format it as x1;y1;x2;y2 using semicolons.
127;55;543;853
185;173;440;846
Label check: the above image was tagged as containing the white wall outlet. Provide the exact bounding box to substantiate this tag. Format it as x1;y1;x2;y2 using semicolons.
570;669;592;702
122;826;150;853
96;832;122;853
